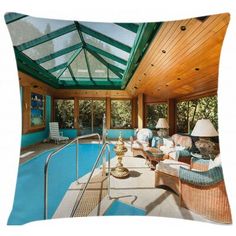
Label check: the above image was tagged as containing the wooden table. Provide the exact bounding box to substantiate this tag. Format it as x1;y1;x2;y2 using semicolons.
145;147;164;170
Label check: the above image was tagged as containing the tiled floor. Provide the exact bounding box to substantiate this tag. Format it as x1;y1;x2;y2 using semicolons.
51;143;211;223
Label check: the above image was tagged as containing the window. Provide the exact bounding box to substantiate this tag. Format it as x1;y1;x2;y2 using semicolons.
31;92;45;127
176;95;218;133
55;99;74;128
111;100;132;129
145;103;168;129
79;99;106;135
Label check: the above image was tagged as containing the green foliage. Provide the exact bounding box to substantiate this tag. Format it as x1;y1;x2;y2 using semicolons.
93;100;106;127
55;99;74;128
146;103;168;129
176;95;218;133
111;100;132;128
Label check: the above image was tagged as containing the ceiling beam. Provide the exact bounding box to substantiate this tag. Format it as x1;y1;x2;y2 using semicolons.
36;42;83;64
86;43;127;65
79;24;132;53
74;22;94;83
68;65;79;83
58;77;121;81
86;48;123;79
58;80;122;89
14;47;59;87
83;49;94;81
48;62;67;73
115;23;139;33
5;12;28;24
16;23;76;51
122;22;163;89
57;48;83;78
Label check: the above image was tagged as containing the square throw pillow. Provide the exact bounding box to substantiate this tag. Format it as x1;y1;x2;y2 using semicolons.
5;12;232;225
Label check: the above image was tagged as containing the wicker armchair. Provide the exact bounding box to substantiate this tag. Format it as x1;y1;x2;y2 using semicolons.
179;164;232;224
130;128;153;159
155;156;232;223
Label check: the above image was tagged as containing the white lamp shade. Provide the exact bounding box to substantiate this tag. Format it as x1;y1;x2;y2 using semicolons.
156;118;169;129
191;119;218;137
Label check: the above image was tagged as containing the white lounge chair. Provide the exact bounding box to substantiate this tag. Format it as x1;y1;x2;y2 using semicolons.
49;122;69;144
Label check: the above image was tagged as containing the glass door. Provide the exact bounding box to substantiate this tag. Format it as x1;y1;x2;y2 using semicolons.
93;100;106;134
78;99;106;135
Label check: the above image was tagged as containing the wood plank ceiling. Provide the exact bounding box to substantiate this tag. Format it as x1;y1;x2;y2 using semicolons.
126;13;230;101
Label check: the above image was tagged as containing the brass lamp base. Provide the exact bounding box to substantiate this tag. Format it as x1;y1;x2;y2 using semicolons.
111;166;129;178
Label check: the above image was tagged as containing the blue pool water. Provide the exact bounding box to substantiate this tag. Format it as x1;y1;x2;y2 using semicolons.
8;143;115;225
104;200;146;216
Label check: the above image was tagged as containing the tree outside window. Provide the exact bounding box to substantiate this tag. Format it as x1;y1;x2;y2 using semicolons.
55;99;74;128
111;100;132;129
145;103;168;129
176;95;218;133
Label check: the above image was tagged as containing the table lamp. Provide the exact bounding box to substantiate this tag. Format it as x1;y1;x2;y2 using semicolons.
156;118;169;138
191;119;218;158
155;118;169;150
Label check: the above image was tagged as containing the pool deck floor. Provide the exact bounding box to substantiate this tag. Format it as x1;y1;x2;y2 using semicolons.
38;140;212;223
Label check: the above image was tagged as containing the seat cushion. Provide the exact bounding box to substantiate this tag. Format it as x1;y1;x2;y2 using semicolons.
156;159;190;177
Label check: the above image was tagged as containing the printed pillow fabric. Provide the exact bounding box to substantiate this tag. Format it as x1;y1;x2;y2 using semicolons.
4;12;232;225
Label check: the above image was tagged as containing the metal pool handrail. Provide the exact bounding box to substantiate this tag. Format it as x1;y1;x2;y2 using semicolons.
44;133;101;220
70;142;111;217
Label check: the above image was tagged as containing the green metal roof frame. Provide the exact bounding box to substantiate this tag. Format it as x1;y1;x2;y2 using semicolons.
121;22;163;88
5;13;28;24
6;12;163;90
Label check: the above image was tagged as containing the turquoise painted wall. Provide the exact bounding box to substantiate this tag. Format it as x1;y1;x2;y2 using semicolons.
107;129;134;139
21;96;51;148
60;129;77;138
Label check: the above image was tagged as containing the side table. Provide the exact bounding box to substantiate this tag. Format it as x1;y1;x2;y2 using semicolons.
145;147;164;170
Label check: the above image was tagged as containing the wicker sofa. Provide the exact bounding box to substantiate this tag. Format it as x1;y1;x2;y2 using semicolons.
179;158;232;224
155;156;232;224
159;134;194;164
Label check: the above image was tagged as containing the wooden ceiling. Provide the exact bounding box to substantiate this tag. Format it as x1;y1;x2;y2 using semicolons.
126;13;230;101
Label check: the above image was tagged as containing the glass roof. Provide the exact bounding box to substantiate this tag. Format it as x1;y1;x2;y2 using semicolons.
82;33;130;60
86;51;107;78
100;55;126;70
80;22;136;47
7;16;73;46
69;50;89;78
23;31;81;60
5;12;161;89
41;51;76;70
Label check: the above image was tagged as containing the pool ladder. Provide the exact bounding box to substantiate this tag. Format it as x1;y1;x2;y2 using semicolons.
44;133;112;219
70;141;112;217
